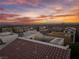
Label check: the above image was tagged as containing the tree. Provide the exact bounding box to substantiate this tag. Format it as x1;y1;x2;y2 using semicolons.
70;43;79;59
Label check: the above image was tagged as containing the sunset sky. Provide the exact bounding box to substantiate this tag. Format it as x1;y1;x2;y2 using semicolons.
0;0;79;24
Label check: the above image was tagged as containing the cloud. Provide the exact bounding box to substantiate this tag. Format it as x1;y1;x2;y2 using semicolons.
0;0;40;5
0;8;5;11
0;8;18;14
38;4;65;16
0;0;79;24
68;2;79;16
0;0;26;5
0;14;19;19
15;4;65;18
53;7;79;23
71;8;79;16
48;5;64;14
72;0;79;6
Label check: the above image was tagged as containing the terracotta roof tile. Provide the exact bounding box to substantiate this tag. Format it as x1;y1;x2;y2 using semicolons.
0;39;70;59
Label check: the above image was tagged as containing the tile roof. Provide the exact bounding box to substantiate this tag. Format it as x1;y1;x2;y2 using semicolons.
0;39;70;59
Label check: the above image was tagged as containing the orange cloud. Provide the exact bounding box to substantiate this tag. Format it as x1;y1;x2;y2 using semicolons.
71;8;79;16
53;15;79;23
64;16;79;23
53;3;79;23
